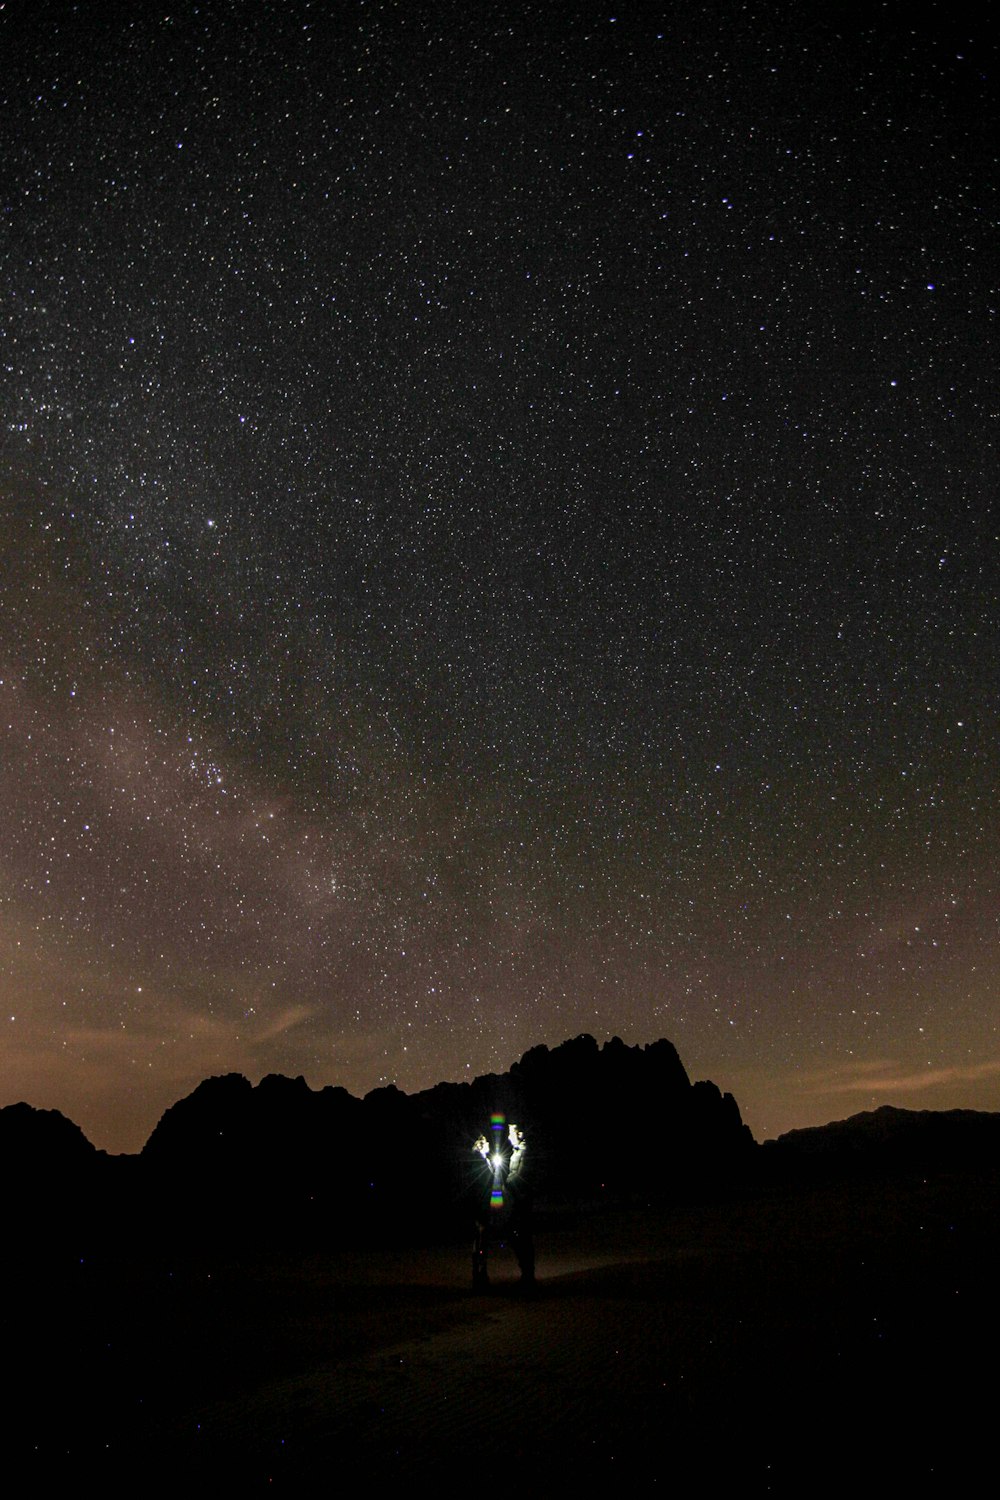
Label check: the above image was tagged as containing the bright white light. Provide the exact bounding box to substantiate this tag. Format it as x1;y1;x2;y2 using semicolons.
492;1153;503;1170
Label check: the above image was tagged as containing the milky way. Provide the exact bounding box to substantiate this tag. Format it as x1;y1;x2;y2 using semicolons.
2;1;997;1151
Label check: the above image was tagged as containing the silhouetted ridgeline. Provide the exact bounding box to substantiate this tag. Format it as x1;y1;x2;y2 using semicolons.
3;1035;752;1245
0;1099;126;1246
134;1035;753;1242
5;1038;998;1249
761;1103;1000;1180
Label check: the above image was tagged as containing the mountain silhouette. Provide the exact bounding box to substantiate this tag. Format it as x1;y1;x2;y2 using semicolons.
135;1034;755;1243
3;1034;754;1246
763;1102;1000;1179
6;1041;998;1249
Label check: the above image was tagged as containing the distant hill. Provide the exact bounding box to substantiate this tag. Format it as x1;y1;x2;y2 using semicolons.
0;1098;100;1168
763;1103;1000;1178
0;1099;125;1245
7;1045;999;1249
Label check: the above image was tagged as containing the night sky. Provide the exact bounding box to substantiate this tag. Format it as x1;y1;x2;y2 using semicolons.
2;0;997;1153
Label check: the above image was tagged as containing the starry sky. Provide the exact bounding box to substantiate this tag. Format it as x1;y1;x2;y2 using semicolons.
2;0;997;1154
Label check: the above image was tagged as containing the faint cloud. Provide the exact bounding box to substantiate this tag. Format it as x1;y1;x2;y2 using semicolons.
254;1004;314;1042
801;1058;1000;1097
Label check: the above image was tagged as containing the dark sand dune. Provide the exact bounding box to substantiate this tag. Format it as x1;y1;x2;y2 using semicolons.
10;1171;998;1493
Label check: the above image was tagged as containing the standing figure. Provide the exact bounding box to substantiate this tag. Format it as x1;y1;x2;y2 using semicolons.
507;1175;535;1284
506;1124;535;1284
471;1133;495;1289
469;1120;533;1287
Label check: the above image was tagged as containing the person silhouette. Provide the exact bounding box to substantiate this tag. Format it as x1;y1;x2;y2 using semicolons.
469;1121;532;1287
471;1133;496;1288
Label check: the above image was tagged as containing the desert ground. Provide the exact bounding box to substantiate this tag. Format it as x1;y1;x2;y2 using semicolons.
8;1168;997;1493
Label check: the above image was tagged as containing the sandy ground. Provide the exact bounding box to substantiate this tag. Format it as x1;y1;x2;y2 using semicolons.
9;1177;999;1493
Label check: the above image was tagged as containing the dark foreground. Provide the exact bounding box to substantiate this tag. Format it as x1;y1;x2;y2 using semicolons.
7;1167;998;1494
